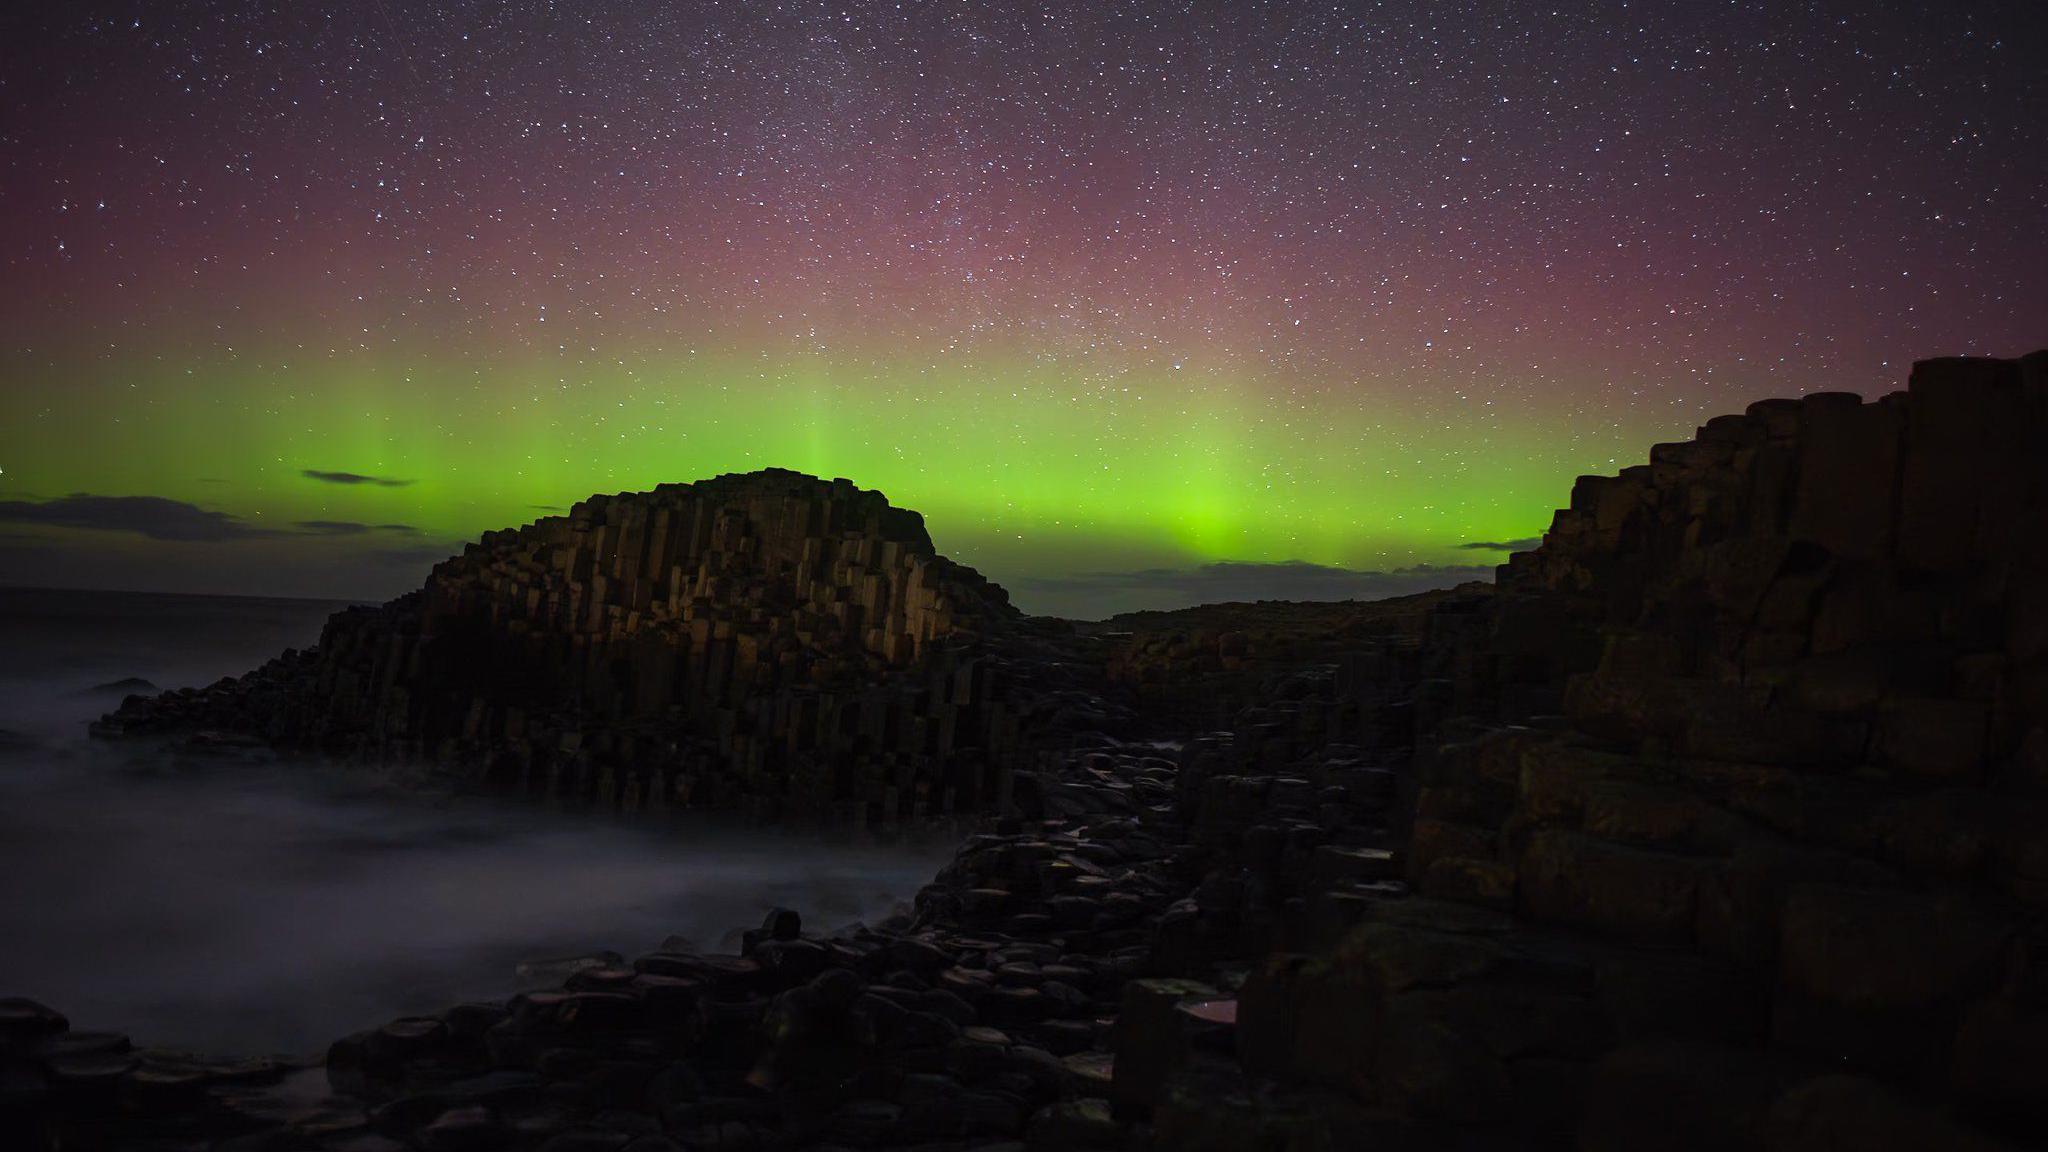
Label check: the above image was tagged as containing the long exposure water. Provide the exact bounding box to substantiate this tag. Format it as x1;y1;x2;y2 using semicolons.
0;587;943;1057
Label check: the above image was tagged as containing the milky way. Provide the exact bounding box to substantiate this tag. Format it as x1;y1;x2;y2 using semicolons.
2;2;2043;609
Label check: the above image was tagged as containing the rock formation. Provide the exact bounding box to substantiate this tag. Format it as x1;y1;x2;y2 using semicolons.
1153;352;2048;1149
21;352;2048;1151
95;468;1100;832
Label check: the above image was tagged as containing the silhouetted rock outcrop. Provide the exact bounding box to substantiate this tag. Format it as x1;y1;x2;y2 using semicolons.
96;469;1103;831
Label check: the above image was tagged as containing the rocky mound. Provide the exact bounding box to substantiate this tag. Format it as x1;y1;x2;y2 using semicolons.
1085;586;1483;734
94;469;1086;830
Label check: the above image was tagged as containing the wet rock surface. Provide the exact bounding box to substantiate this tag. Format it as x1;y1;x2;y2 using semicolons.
24;352;2048;1149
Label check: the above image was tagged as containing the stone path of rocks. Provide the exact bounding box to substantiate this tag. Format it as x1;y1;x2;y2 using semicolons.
5;686;1424;1152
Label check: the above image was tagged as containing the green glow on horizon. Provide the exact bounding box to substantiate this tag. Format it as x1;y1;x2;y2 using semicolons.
0;341;1688;594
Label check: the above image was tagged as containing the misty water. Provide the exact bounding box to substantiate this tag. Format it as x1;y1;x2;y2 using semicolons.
0;587;945;1058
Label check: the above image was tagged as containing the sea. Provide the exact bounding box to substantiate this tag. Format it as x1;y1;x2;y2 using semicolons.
0;586;942;1058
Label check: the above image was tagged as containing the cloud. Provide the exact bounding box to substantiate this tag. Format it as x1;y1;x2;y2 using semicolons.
369;543;456;567
0;494;285;542
1010;559;1498;620
293;520;421;536
301;470;414;488
1457;536;1543;552
0;496;436;548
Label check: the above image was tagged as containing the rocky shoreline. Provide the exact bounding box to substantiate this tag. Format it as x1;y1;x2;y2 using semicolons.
10;352;2048;1150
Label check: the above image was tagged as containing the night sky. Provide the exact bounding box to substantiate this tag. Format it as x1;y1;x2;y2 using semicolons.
2;2;2043;615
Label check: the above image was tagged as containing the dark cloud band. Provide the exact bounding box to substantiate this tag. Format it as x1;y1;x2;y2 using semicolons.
293;520;421;536
0;496;425;545
301;470;414;488
1012;559;1496;620
0;495;283;542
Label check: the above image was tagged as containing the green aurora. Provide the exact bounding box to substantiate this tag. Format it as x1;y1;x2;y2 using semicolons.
0;340;1679;610
6;6;2040;613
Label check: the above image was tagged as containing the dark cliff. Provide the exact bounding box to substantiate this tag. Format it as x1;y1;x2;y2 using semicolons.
1188;351;2048;1149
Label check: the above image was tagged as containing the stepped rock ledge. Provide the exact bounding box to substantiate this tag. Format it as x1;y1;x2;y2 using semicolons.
12;350;2048;1151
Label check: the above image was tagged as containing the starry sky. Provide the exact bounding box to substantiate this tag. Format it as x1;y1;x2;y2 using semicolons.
2;2;2044;616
